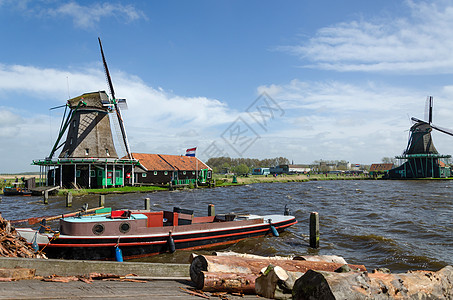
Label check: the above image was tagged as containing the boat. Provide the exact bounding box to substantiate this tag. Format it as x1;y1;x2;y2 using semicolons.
16;206;297;260
2;183;32;196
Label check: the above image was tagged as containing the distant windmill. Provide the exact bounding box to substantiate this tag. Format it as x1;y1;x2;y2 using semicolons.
405;96;453;155
388;96;453;179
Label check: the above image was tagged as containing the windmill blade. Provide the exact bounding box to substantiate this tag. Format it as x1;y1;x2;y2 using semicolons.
424;96;433;124
98;37;115;100
98;37;133;159
117;99;128;110
431;123;453;137
411;116;426;124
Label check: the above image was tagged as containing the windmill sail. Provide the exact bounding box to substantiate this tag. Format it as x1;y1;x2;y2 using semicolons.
98;37;133;160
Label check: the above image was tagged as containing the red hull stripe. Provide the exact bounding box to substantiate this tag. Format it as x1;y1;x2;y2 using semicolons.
42;220;297;248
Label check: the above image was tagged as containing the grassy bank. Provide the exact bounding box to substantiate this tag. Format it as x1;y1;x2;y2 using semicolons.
213;173;374;187
56;185;167;196
1;173;374;196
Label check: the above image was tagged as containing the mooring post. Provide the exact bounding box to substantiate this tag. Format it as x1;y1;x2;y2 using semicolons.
66;192;72;208
309;212;319;248
43;190;49;204
208;204;215;216
99;194;105;207
144;198;151;210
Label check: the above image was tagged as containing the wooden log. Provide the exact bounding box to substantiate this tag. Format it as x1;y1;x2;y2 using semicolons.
190;255;366;291
255;265;304;299
199;271;257;293
292;266;453;299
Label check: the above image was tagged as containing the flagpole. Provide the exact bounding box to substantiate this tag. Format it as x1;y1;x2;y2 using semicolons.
196;153;198;188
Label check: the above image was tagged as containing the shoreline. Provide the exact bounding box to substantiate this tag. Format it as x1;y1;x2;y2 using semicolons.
3;173;453;196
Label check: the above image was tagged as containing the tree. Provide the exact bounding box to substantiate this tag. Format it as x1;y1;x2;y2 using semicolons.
233;164;250;175
382;157;396;164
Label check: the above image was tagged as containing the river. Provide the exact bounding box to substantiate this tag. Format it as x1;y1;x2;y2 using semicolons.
1;180;451;272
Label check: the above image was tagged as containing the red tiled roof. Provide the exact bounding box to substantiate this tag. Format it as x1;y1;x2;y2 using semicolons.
369;163;394;172
129;153;210;171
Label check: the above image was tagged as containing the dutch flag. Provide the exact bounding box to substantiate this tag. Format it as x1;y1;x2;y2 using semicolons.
185;147;197;157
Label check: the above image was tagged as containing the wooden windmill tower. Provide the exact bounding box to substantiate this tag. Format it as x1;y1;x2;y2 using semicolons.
388;96;452;178
33;38;139;188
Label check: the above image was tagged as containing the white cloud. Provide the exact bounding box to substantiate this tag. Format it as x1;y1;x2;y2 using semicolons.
1;1;146;29
0;63;239;171
251;79;453;164
280;0;453;73
45;2;146;29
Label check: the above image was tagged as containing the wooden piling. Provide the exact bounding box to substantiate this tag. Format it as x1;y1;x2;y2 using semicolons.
208;204;215;216
309;212;319;248
144;198;151;211
66;192;72;208
43;191;49;205
99;195;105;207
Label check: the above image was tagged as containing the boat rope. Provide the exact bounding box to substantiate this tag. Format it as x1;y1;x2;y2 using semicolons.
37;232;60;255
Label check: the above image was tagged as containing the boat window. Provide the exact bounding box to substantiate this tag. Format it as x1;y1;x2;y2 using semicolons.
92;224;105;235
119;222;131;233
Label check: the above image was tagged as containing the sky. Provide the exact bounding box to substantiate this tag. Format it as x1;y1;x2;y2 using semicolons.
2;0;453;172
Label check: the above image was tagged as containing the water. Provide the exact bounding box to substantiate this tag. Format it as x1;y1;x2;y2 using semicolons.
1;180;451;272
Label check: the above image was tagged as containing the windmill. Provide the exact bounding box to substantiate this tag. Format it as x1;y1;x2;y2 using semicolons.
388;96;453;178
35;38;137;188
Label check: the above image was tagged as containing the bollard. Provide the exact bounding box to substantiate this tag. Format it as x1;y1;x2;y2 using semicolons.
99;194;105;207
309;212;319;248
208;204;215;216
144;198;151;211
66;192;72;208
43;190;49;204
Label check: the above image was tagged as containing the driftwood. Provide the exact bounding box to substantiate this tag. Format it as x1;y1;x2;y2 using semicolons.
292;266;453;299
190;254;366;292
0;213;46;259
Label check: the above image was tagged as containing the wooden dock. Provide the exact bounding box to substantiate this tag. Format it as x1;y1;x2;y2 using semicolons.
29;185;59;196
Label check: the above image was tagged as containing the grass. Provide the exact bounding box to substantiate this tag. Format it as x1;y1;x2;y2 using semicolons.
213;173;373;187
57;185;167;196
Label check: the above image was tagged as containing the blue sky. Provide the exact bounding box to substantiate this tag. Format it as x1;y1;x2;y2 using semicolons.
2;0;453;172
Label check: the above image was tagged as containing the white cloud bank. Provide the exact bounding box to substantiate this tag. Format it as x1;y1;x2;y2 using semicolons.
0;63;238;172
280;0;453;73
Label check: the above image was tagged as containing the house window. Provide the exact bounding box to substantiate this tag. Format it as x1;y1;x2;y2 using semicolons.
90;170;95;177
76;170;81;177
142;173;147;177
70;138;73;145
154;171;157;175
115;171;121;178
192;171;195;175
183;171;186;175
98;170;103;177
85;148;89;155
106;149;110;156
73;120;76;128
164;171;168;175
